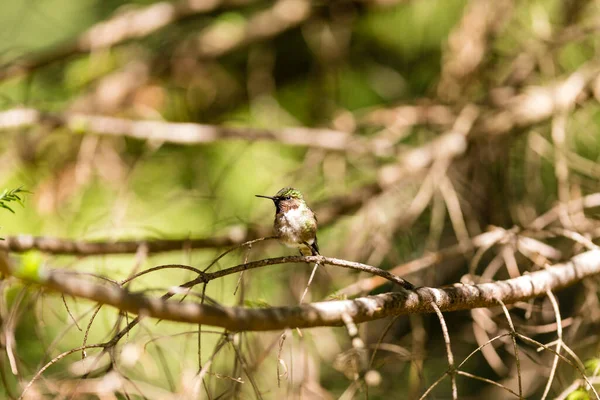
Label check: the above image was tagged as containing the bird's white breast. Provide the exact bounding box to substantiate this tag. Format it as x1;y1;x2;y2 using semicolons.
284;207;305;231
277;206;315;247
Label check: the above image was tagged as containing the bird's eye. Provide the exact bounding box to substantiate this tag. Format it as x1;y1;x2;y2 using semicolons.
285;196;291;200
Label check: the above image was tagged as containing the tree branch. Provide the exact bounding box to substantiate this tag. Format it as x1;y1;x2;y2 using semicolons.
0;232;260;255
0;108;376;154
1;249;598;331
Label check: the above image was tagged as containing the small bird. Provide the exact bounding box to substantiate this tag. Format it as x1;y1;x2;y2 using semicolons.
256;187;319;256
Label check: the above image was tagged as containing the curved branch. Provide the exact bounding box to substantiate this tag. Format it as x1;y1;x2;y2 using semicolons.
201;255;415;289
1;249;598;331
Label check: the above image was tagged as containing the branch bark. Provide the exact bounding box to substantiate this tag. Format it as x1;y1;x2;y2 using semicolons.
1;249;598;331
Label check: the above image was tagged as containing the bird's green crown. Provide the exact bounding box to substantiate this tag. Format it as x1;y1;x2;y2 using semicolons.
275;187;304;199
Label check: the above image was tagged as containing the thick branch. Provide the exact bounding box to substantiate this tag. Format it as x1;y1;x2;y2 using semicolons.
1;249;598;331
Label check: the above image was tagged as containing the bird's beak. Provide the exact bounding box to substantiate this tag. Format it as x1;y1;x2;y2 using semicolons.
255;194;276;201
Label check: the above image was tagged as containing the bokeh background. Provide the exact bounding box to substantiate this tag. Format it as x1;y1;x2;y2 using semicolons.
1;0;600;398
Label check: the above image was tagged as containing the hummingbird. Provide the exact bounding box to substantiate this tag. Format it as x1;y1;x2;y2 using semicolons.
256;187;319;256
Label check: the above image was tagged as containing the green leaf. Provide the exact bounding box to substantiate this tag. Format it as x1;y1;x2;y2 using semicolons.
17;251;46;282
585;358;600;374
0;187;31;213
567;389;591;400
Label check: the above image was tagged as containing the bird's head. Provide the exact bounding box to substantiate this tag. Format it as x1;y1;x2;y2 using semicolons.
255;187;306;212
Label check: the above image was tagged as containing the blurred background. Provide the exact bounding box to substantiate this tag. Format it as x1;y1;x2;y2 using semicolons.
1;0;600;398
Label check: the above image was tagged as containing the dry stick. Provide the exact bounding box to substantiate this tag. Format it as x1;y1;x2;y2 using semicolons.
416;302;461;400
81;252;155;359
203;236;281;273
4;286;28;376
457;333;513;370
516;334;600;399
205;255;415;290
144;330;223;350
121;264;204;286
340;312;377;391
456;331;519;396
0;109;366;154
544;340;587;378
0;232;272;255
548;227;599;250
471;309;509;376
122;244;149;287
232;245;253;399
409;314;427;397
530;192;600;230
61;294;82;331
277;331;288;388
228;340;263;400
82;305;104;359
456;371;520;398
190;336;228;400
299;262;319;304
552;112;572;228
368;316;401;369
338;381;361;400
19;344;105;400
433;302;457;400
197;283;208;397
233;239;257;295
497;299;523;398
438;175;471;255
31;302;95;371
541;290;562;400
418;367;448;400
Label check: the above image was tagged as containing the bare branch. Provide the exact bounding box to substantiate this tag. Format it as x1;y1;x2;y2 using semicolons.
1;248;599;331
0;108;370;153
180;0;311;60
0;232;256;255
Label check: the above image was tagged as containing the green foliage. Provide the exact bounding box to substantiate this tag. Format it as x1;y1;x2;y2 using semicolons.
17;251;45;282
585;358;600;374
0;187;28;214
0;187;29;241
567;389;591;400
